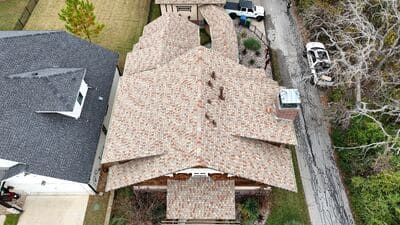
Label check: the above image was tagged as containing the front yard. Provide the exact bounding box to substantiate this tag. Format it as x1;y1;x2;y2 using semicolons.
0;0;30;30
23;0;153;69
4;214;19;225
109;150;310;225
83;192;111;225
266;149;311;225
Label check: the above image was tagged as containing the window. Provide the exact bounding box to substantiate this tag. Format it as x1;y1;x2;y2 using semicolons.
176;5;191;12
240;7;247;12
248;8;254;13
77;92;83;105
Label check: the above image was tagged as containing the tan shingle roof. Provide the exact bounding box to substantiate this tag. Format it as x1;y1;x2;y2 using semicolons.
156;0;226;4
200;5;239;62
124;13;200;74
103;47;297;192
167;177;235;220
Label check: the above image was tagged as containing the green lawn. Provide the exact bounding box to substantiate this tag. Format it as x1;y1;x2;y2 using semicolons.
24;0;152;69
148;0;161;23
0;0;30;30
4;214;20;225
83;192;111;225
266;149;311;225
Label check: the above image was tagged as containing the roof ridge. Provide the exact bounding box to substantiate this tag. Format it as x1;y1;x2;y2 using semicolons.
0;31;62;40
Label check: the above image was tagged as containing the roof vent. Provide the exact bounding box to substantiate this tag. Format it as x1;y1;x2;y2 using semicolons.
211;71;216;80
218;87;225;100
32;72;39;76
207;80;213;88
205;113;210;120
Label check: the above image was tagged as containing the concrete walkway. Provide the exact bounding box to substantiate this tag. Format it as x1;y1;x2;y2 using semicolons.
17;195;89;225
261;0;355;225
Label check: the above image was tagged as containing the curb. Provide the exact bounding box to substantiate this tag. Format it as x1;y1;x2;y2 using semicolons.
103;191;115;225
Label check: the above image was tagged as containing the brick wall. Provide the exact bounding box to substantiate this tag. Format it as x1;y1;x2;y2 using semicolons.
275;99;299;121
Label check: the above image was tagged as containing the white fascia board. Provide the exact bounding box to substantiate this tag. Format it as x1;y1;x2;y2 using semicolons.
0;158;19;168
3;172;94;195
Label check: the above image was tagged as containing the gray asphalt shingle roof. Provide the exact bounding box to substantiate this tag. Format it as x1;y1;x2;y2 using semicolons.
7;68;86;112
0;31;118;183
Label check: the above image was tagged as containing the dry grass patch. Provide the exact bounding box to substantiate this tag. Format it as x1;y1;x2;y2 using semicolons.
0;0;30;30
24;0;151;69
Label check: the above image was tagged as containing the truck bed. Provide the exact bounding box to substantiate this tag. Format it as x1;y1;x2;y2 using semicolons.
224;2;239;10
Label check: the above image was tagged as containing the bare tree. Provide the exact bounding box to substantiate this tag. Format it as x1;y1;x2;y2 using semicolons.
304;0;400;155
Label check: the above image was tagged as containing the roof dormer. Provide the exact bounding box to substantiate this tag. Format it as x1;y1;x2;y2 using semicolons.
7;68;88;119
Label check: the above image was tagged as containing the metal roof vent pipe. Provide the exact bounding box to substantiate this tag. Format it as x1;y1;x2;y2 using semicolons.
218;87;225;100
275;88;301;121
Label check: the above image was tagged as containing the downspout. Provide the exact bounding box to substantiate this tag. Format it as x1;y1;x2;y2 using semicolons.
88;183;98;194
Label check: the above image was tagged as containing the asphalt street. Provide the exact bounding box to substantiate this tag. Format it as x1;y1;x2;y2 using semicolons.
260;0;355;224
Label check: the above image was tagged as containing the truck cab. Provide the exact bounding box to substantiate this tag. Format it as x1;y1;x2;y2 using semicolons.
225;0;265;21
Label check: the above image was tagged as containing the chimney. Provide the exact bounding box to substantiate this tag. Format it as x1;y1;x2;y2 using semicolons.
275;88;301;120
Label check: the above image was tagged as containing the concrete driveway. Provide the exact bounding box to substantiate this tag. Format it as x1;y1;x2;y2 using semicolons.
17;195;89;225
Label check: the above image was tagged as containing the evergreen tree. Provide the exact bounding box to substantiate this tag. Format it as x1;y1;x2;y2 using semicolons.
59;0;104;42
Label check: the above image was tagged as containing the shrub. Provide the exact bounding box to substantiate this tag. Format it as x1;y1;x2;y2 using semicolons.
109;217;127;225
249;59;255;65
239;198;259;225
255;50;261;56
243;37;261;51
351;171;400;225
241;31;247;38
151;203;166;225
334;116;386;179
242;48;247;55
328;87;346;103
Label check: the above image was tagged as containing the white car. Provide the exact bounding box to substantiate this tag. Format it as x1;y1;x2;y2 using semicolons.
305;42;334;86
224;0;265;21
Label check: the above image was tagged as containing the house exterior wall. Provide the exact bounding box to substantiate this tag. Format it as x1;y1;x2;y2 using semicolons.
103;68;120;130
57;79;88;119
275;99;299;121
89;68;119;190
160;4;203;21
3;173;94;195
88;131;106;190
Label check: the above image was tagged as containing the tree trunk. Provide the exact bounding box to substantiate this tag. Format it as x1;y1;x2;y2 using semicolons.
355;75;362;110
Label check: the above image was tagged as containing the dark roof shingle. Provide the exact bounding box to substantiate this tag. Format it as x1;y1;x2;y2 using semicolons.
0;31;118;183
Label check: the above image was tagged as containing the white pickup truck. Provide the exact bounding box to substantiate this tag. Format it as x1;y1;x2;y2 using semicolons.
224;0;265;21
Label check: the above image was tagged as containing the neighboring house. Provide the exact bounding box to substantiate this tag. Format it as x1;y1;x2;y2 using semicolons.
102;13;300;223
0;31;119;195
156;0;226;22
